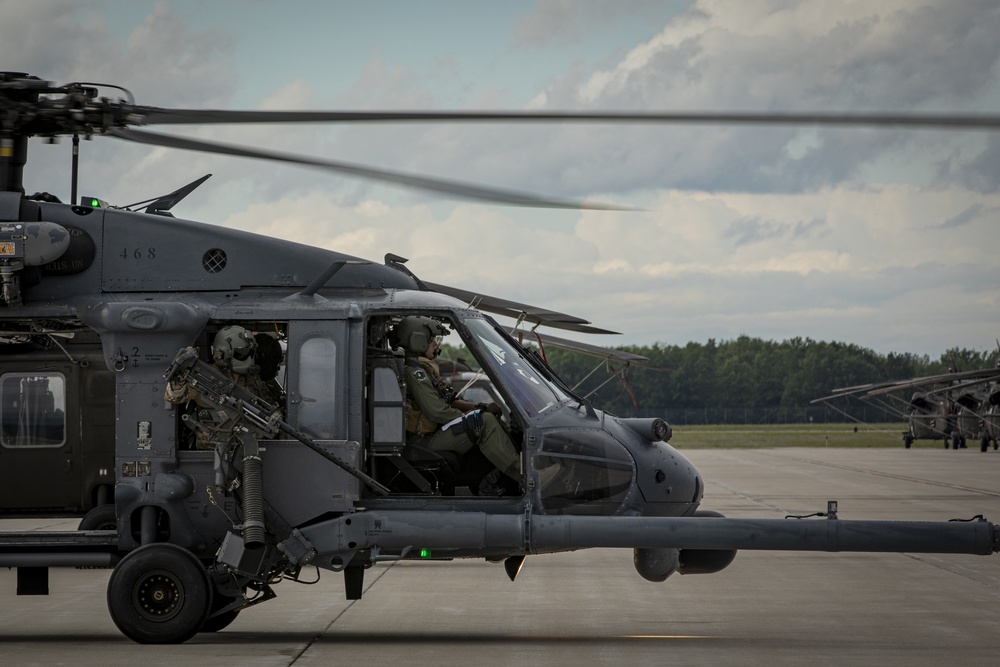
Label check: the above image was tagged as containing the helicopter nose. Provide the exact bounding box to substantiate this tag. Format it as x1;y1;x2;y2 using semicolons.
604;416;701;513
633;441;703;512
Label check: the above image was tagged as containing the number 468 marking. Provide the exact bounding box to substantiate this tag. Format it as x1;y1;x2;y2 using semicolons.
120;247;156;260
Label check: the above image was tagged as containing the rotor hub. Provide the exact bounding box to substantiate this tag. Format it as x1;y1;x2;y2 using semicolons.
0;72;137;138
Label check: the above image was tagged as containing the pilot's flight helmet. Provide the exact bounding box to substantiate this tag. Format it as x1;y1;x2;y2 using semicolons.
392;316;449;356
213;325;258;374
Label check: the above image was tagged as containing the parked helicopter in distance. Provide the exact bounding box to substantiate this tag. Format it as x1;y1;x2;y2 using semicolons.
813;366;1000;450
2;73;1000;645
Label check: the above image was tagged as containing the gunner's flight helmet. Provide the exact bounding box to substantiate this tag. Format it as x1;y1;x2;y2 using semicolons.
213;325;258;374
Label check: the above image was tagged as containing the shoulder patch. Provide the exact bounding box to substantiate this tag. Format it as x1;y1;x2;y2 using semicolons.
413;369;427;381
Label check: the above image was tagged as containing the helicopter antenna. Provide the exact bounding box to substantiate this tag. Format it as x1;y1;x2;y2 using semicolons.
70;135;79;205
297;259;370;298
123;174;213;215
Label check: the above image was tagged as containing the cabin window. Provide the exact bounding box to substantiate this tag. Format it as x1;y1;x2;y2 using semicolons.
0;373;67;448
297;336;337;438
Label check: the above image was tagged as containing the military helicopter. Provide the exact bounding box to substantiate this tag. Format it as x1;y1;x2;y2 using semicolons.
813;367;1000;449
2;72;1000;645
983;384;1000;450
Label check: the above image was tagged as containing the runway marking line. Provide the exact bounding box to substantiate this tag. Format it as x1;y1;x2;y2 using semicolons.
506;633;716;640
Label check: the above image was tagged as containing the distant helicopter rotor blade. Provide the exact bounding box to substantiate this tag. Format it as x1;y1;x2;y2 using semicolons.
864;367;1000;397
135;108;1000;130
106;127;631;210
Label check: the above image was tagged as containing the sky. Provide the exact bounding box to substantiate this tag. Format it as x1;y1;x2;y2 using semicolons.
2;0;999;358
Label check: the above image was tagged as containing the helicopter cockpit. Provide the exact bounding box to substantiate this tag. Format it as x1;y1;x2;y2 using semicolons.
363;309;699;519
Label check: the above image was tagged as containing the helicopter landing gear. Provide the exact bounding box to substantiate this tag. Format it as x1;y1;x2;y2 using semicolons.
982;435;991;453
903;433;913;449
106;543;212;644
77;503;116;531
199;593;241;633
199;565;252;633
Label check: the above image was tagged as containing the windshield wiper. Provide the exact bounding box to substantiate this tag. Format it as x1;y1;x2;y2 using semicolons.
520;346;597;419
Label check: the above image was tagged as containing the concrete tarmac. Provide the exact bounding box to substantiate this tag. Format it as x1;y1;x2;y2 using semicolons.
2;447;999;666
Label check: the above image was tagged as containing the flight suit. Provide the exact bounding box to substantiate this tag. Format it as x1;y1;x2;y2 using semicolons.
403;355;520;481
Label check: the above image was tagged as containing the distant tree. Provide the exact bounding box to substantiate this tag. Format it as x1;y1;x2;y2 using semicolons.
935;347;1000;373
541;335;975;418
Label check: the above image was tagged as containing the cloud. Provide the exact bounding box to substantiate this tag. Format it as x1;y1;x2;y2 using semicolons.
510;0;675;49
724;216;827;247
10;1;998;203
569;0;1000;109
0;1;235;106
943;135;1000;193
283;1;1000;202
940;204;985;229
486;1;1000;197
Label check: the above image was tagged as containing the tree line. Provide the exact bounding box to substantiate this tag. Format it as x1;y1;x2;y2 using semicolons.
532;336;999;419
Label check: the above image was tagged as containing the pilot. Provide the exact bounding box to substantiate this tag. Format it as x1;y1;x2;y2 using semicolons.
165;325;283;449
392;316;519;495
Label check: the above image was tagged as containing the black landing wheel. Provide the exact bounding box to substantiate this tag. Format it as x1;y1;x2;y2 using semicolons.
106;543;212;644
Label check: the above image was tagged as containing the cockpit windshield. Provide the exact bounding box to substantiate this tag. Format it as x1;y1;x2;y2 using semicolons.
462;318;569;418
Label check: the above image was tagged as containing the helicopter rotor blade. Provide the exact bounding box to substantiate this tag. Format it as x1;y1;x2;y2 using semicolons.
864;367;1000;397
106;127;631;210
134;108;1000;130
424;281;621;334
506;327;657;366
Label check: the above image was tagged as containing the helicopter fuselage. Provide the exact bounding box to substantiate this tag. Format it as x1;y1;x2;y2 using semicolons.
1;196;702;553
